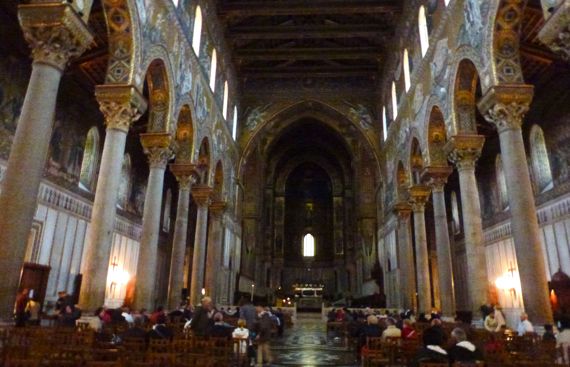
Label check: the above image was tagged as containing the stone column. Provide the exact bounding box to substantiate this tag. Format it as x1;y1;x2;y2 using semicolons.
446;134;488;317
393;202;415;311
423;166;456;318
479;85;553;325
79;85;147;311
166;163;198;310
134;133;173;311
0;3;92;319
189;185;213;306
538;1;570;61
205;201;227;304
409;185;432;314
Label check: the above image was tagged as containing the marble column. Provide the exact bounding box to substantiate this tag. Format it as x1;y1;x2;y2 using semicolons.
538;1;570;61
446;134;488;317
409;185;432;314
205;201;227;304
189;185;213;306
479;85;553;325
393;202;416;311
134;133;173;311
423;166;456;318
79;85;147;311
0;3;92;319
166;163;197;310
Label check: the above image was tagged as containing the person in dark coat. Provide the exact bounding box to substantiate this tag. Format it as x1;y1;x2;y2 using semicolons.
14;288;29;327
448;327;484;363
238;297;257;330
148;314;174;340
254;307;274;365
59;305;81;327
210;312;234;338
190;296;215;336
55;291;73;315
413;326;450;367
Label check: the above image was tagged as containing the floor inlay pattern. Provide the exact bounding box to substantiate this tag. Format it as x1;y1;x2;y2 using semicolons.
268;313;358;367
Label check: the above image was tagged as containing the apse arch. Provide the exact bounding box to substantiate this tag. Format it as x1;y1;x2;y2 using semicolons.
452;58;482;134
141;56;174;134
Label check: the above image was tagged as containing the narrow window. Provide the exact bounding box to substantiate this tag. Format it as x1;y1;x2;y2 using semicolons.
530;125;553;193
419;6;429;57
382;106;388;141
210;49;217;92
403;49;411;92
232;106;238;140
391;81;398;120
303;233;315;257
222;81;229;119
192;6;203;56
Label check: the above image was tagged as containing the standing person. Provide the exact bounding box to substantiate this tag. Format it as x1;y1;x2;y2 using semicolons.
14;288;29;327
255;306;273;367
494;306;507;331
55;291;73;314
26;296;41;326
190;296;215;336
517;312;534;336
239;297;257;331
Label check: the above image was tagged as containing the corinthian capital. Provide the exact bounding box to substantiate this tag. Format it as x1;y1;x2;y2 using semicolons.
192;185;213;208
422;166;453;192
445;134;485;171
478;84;534;134
140;133;174;169
408;185;431;212
95;85;147;132
538;1;570;61
18;3;93;71
170;163;199;191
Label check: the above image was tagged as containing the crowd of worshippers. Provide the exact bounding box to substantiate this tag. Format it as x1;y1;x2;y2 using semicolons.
327;306;570;365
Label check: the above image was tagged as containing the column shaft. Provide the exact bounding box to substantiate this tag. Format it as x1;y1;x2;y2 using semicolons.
134;165;167;310
0;64;62;319
167;187;191;310
79;129;127;309
412;205;431;313
457;166;488;314
205;213;224;303
499;127;552;324
432;188;456;317
397;212;416;310
190;204;209;305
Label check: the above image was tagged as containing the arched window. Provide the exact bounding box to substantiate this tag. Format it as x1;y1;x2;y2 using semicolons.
403;49;411;92
530;125;553;193
222;81;229;119
172;0;179;7
79;127;100;192
451;191;460;234
444;0;450;5
303;233;315;257
192;6;203;56
418;6;429;57
496;154;509;210
117;154;132;209
232;106;238;140
382;106;387;141
209;49;217;92
391;81;398;120
162;189;172;232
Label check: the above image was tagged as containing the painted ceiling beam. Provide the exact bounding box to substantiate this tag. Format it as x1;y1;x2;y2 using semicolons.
235;47;382;61
219;2;400;17
227;24;390;40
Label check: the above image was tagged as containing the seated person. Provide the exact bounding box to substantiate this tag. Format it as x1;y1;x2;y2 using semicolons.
381;318;402;341
59;305;82;327
147;314;173;340
121;317;148;340
402;319;417;339
412;326;449;367
448;327;484;363
210;312;234;338
359;315;383;357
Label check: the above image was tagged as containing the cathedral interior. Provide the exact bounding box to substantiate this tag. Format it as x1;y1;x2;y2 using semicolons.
1;0;570;335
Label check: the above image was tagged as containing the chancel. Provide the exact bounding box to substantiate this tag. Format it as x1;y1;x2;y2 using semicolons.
0;0;570;366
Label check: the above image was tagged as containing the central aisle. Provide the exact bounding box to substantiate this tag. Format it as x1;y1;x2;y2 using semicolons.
269;312;358;367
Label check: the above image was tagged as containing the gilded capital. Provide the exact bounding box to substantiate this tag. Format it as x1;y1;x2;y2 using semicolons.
422;166;453;192
445;134;485;171
170;163;199;191
18;3;93;71
140;133;174;169
209;201;227;218
408;185;431;212
478;84;534;134
192;185;213;208
538;2;570;61
96;85;147;132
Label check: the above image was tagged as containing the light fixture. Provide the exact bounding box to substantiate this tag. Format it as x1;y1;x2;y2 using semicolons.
201;288;206;296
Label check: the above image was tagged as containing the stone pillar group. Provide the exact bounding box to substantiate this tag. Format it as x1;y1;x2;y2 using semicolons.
0;3;93;319
190;185;213;306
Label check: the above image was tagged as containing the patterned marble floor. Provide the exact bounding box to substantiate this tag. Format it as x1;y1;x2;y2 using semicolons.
268;313;358;367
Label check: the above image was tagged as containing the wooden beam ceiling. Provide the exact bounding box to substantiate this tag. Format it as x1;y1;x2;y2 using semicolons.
228;24;390;40
241;65;377;78
219;1;399;18
235;47;381;61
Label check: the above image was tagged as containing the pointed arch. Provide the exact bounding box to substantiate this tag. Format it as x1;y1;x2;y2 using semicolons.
453;59;480;133
175;104;195;162
303;233;315;257
426;105;447;166
410;137;423;185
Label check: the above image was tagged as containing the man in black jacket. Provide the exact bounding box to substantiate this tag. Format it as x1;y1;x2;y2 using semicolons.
190;296;215;336
448;327;484;363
